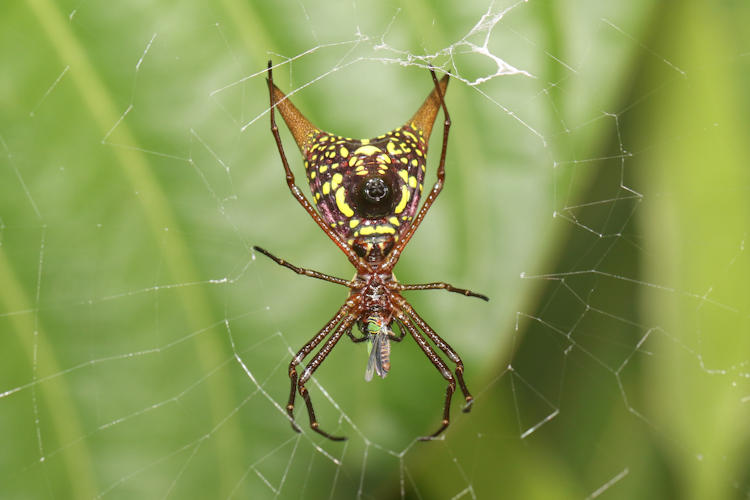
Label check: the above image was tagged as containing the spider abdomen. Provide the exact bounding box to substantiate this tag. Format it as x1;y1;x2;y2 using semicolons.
302;130;426;247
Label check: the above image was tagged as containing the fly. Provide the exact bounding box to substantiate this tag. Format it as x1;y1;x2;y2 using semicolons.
364;315;392;381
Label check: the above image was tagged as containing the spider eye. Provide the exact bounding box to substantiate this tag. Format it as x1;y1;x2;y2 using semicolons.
355;177;394;217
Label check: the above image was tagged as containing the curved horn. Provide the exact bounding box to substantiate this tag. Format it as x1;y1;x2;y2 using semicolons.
408;74;449;142
267;63;319;154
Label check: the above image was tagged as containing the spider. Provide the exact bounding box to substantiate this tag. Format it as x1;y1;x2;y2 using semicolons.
255;60;488;441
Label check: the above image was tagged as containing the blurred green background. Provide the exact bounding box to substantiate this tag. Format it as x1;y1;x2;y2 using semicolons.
1;0;749;498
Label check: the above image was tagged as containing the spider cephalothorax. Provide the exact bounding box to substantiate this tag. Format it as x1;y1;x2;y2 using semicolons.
255;61;488;441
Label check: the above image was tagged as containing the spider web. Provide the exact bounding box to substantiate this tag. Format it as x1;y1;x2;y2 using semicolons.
2;0;749;498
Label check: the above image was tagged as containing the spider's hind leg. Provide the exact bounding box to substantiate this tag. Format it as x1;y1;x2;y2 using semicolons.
396;310;457;440
285;303;354;435
296;314;357;441
397;298;475;413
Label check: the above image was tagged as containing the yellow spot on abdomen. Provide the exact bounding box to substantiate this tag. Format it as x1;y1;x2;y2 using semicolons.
387;141;402;155
331;173;343;190
335;187;354;217
340;146;349;157
394;185;410;214
353;145;381;156
322;181;331;195
403;130;417;142
376;225;396;234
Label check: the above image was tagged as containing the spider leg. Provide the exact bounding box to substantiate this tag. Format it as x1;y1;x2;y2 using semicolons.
347;329;368;343
253;246;353;287
397;297;474;413
384;68;451;270
394;281;489;301
390;319;407;342
298;314;358;441
286;302;354;434
395;309;455;440
266;61;360;266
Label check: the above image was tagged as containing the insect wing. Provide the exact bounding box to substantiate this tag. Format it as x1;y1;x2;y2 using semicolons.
364;331;391;381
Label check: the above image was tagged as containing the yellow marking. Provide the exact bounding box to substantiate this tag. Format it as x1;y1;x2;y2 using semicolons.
394;185;410;214
312;154;318;161
331;163;339;169
387;141;402;155
322;181;331;195
376;225;396;234
400;157;408;164
361;138;370;145
319;165;328;173
304;161;310;169
354;158;364;167
415;149;423;157
310;171;316;179
419;183;423;192
403;130;417;142
315;192;321;201
421;164;426;172
378;154;391;164
347;239;354;246
411;159;418;166
389;217;400;226
408;176;417;188
356;170;368;176
353;145;381;156
340;146;349;157
359;226;376;236
377;134;386;139
398;170;408;182
335;187;354;216
349;219;360;228
355;165;366;173
331;173;343;190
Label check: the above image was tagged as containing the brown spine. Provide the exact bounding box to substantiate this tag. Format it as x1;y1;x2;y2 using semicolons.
408;74;449;144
